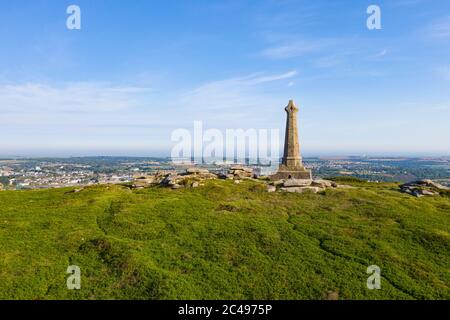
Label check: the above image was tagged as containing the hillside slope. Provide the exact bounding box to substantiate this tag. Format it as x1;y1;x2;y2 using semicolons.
0;180;449;300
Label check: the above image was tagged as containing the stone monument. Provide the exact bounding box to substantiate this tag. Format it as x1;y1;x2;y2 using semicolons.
270;100;312;181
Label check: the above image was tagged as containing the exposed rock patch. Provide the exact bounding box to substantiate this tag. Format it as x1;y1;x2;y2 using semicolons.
132;170;175;189
280;186;323;194
132;169;217;189
227;166;254;179
186;168;210;174
283;179;312;187
131;166;372;195
270;178;343;194
312;179;338;188
132;166;259;190
400;179;448;197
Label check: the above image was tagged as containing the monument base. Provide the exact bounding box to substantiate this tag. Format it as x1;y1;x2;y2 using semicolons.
270;165;312;181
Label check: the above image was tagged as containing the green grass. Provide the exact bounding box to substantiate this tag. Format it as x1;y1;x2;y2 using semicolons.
0;180;449;300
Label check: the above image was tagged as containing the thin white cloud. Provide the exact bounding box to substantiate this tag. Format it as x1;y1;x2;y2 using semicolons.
363;49;389;62
0;82;171;154
0;72;293;130
243;70;298;84
424;16;450;39
261;39;332;59
180;71;296;113
373;49;388;58
0;82;151;114
314;56;341;68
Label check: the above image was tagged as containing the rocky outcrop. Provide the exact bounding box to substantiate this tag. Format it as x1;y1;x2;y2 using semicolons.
218;173;234;180
280;186;323;193
283;179;313;187
133;166;256;190
400;179;448;197
186;168;210;175
161;169;217;189
311;179;338;188
133;168;218;189
401;179;449;190
271;178;340;194
132;167;363;195
132;170;175;189
227;166;254;179
133;176;157;189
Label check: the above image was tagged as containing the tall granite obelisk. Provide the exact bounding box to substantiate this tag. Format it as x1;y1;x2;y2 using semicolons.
271;100;312;180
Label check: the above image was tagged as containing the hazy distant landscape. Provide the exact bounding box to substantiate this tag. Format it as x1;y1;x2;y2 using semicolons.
1;156;448;190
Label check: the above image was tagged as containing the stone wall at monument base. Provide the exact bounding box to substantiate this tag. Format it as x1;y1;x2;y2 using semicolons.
270;165;312;180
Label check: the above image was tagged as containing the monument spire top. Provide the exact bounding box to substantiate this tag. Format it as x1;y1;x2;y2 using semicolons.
285;99;298;113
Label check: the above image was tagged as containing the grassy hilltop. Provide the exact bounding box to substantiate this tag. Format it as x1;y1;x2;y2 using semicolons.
0;179;449;300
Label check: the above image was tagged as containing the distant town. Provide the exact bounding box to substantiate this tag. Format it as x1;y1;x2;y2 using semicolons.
0;156;448;190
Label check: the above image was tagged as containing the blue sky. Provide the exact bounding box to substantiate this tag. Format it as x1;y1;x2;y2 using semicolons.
1;0;449;157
